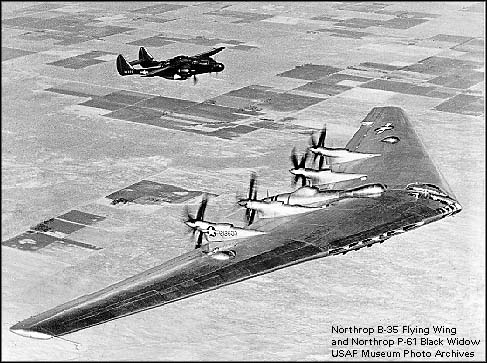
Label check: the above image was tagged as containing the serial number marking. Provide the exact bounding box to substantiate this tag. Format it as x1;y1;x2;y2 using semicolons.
218;230;237;237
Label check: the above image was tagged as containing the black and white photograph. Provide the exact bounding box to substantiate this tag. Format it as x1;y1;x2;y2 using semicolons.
2;1;484;360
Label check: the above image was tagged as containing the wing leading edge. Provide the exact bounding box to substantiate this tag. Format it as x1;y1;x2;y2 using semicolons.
192;46;225;59
10;107;461;339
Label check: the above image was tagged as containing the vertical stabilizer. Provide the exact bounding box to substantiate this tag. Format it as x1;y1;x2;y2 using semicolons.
139;47;154;63
116;55;137;76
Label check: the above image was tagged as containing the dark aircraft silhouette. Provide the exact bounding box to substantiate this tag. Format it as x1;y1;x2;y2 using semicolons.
116;46;225;84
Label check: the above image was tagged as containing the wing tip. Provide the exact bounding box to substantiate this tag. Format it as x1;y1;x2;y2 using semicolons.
348;106;459;200
10;324;53;340
368;105;408;119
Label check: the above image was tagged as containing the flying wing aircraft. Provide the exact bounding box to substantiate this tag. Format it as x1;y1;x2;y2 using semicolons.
116;46;225;84
10;107;461;340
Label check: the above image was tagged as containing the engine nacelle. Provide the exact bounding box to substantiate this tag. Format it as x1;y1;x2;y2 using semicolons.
340;183;386;198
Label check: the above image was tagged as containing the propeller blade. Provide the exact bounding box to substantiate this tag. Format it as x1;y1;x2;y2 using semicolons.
310;133;318;148
184;205;195;222
318;155;325;170
318;125;327;147
183;224;195;235
188;223;196;244
291;175;297;187
248;209;256;226
196;195;208;221
299;152;308;169
183;205;196;235
290;147;299;169
243;172;258;225
193;75;198;85
300;175;306;187
248;172;257;200
195;231;203;249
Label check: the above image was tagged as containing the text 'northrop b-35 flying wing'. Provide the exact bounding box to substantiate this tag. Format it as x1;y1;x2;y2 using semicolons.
10;107;461;340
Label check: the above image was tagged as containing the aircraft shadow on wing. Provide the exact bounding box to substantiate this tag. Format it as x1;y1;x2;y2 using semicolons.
10;107;462;340
116;46;225;84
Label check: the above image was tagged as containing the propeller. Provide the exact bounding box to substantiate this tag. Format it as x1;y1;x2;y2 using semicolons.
195;195;207;221
317;154;326;170
193;74;198;85
183;205;194;233
310;125;327;169
237;172;258;226
290;146;300;169
290;147;308;187
318;125;327;147
184;195;208;249
196;232;203;249
246;172;258;225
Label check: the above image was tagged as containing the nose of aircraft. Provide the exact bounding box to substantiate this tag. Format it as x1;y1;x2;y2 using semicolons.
185;221;197;229
289;168;297;175
214;63;224;72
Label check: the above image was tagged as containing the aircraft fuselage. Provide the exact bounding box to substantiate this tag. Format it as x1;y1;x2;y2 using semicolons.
143;57;224;79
